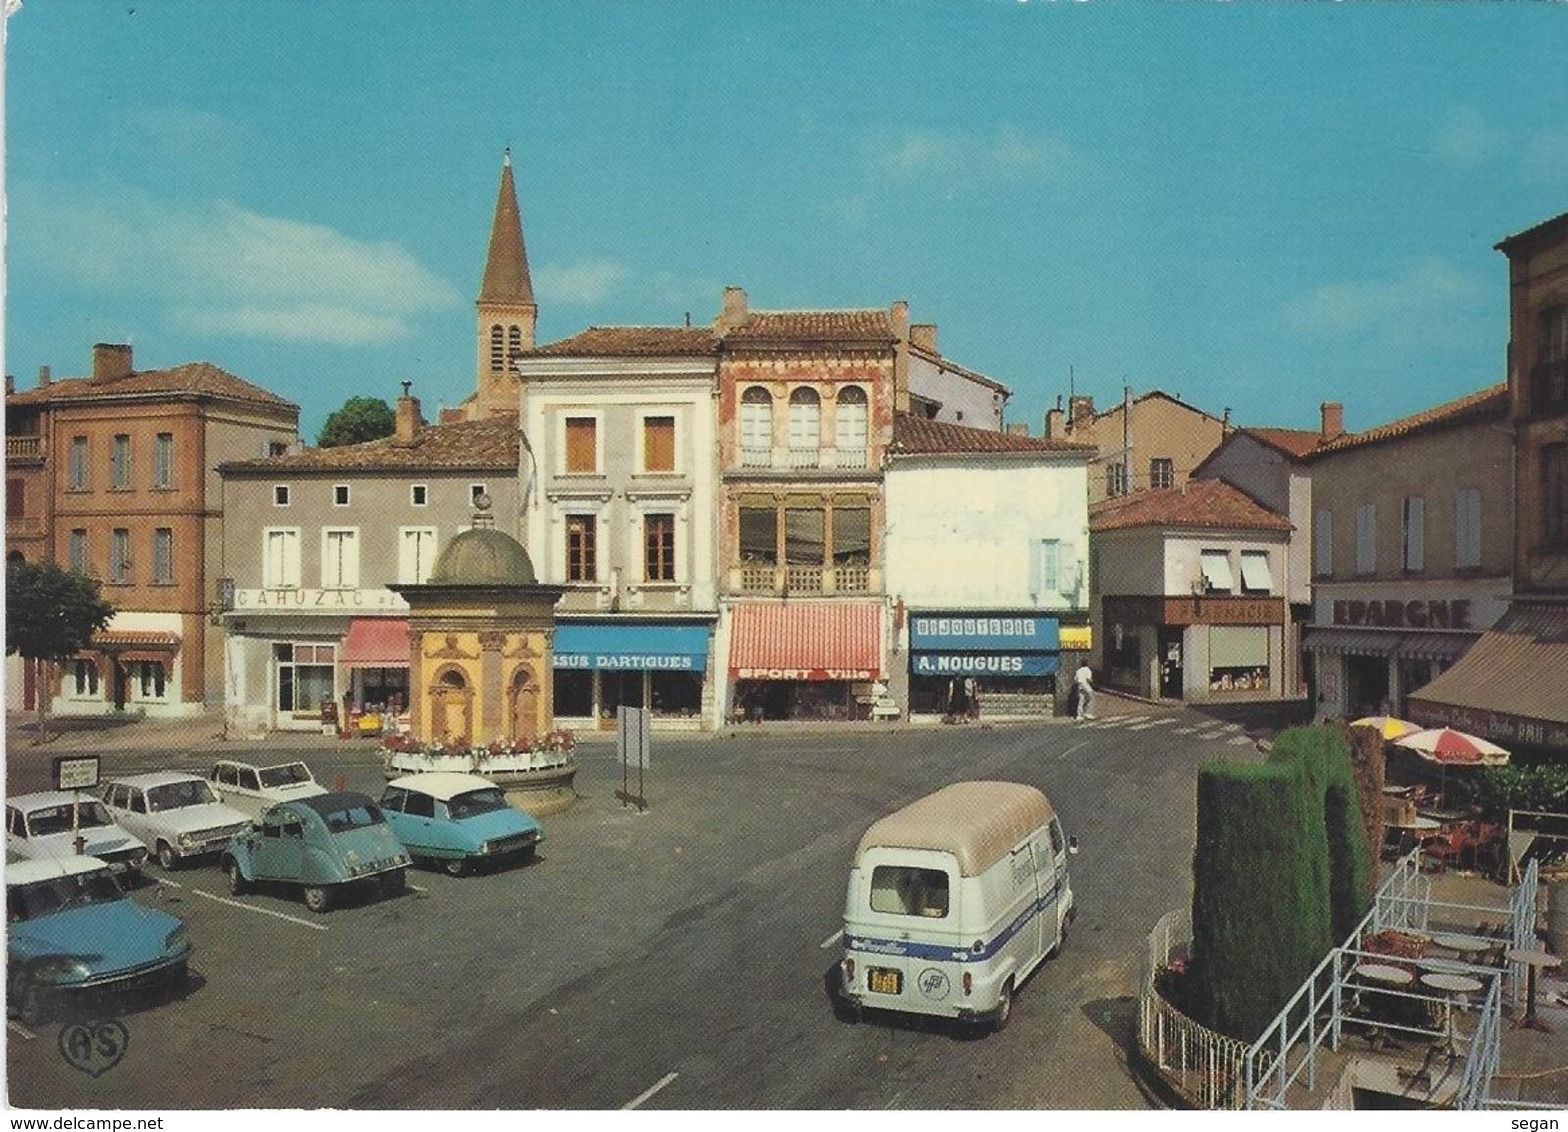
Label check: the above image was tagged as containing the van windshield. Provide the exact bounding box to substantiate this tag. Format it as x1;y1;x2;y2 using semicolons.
869;865;950;918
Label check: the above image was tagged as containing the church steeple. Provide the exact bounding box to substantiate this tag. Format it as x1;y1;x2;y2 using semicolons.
473;148;537;418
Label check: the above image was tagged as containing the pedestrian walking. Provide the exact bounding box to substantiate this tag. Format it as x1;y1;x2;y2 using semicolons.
964;677;980;722
1073;662;1096;721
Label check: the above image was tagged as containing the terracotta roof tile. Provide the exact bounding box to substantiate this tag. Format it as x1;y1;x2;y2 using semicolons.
1241;428;1328;459
525;326;718;357
6;362;296;410
1307;384;1507;459
892;414;1095;456
1089;480;1292;533
219;415;519;473
722;309;896;345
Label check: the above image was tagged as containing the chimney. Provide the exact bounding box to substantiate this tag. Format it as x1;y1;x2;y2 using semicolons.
892;299;911;415
715;286;749;333
1006;422;1029;437
1044;407;1064;439
1221;407;1232;434
910;323;938;354
393;382;423;445
5;375;13;396
92;343;133;382
1320;401;1345;443
37;365;51;388
1069;395;1095;425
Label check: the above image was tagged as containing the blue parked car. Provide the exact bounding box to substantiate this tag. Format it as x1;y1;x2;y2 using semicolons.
379;773;543;877
222;792;410;913
6;855;191;1026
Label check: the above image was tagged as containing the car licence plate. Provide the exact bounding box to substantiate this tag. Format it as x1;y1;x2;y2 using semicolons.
868;967;902;995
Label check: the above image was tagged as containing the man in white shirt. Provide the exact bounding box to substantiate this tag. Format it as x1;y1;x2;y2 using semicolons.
1073;662;1096;721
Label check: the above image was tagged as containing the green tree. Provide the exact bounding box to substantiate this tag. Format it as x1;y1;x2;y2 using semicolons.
317;396;395;448
5;559;115;743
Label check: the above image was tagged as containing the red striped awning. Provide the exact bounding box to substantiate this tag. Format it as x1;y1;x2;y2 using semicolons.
340;618;411;668
729;602;881;680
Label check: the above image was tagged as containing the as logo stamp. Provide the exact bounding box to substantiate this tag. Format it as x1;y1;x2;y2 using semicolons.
58;1019;129;1077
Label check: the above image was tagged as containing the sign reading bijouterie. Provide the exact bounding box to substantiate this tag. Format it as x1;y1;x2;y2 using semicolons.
1333;599;1471;630
733;667;876;681
909;615;1060;651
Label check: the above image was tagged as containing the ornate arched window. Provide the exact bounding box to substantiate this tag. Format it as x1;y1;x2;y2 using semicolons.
788;388;821;468
835;387;868;468
740;387;773;467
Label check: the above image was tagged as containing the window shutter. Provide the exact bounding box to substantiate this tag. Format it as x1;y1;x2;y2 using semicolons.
1403;496;1425;571
565;418;597;473
1314;509;1333;576
644;417;675;472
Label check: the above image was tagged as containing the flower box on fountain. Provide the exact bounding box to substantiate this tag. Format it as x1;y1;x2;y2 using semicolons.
380;730;577;780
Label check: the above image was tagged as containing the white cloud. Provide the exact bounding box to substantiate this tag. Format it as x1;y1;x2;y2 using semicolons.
1431;106;1510;168
534;259;630;304
878;125;1087;185
16;182;460;344
1281;258;1477;338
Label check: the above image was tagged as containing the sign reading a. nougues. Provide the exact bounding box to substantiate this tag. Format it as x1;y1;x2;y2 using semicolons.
912;654;1060;676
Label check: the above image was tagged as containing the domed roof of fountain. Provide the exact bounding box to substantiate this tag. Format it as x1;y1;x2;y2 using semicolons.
427;494;537;586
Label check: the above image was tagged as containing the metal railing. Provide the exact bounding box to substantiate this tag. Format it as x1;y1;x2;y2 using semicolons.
5;435;44;462
1140;851;1539;1110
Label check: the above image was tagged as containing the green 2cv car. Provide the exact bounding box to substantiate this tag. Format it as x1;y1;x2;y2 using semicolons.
222;792;411;913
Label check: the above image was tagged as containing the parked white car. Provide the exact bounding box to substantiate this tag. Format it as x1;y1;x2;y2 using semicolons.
98;772;254;870
5;791;149;879
207;759;328;821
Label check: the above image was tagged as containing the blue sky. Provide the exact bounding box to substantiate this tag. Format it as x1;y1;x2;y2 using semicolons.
6;2;1567;441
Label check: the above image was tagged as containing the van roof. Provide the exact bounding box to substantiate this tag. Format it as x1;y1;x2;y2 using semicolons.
851;781;1057;877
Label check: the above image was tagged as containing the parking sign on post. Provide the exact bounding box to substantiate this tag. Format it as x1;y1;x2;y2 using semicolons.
616;706;650;811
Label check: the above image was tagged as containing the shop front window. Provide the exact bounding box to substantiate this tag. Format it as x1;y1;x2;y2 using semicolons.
553;669;593;717
276;642;335;715
128;661;167;700
650;671;702;717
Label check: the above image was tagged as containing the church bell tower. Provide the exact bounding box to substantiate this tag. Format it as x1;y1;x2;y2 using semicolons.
473;148;537;418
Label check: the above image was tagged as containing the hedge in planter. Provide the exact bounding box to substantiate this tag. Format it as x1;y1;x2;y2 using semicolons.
1188;726;1372;1042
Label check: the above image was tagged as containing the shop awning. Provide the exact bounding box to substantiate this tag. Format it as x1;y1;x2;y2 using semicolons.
88;630;180;664
729;601;882;680
553;622;710;670
1396;631;1478;662
340;618;410;668
1301;628;1404;656
1408;605;1568;734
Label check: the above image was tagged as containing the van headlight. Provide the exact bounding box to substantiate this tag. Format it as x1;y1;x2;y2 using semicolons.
34;956;98;985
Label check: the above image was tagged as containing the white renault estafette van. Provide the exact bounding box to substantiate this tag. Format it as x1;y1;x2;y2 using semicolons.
839;780;1075;1032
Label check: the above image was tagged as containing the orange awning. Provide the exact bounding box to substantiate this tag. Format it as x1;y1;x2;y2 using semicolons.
340;618;411;668
729;602;881;680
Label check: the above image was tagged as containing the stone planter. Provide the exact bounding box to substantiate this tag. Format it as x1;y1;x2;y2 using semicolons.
379;748;579;815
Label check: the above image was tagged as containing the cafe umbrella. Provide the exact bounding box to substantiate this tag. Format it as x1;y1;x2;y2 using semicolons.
1393;727;1510;804
1350;715;1422;741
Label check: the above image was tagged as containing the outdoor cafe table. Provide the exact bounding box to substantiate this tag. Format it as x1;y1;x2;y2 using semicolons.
1430;932;1500;966
1384;816;1440;855
1353;962;1415;1049
1506;947;1562;1033
1420;971;1484;1058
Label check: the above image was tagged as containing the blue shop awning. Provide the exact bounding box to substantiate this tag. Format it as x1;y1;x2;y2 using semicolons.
554;623;710;671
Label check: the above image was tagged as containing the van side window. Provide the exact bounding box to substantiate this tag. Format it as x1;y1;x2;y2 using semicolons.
1048;818;1064;857
870;865;949;918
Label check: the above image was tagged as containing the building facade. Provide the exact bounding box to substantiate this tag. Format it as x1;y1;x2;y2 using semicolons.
215;404;522;734
1300;385;1513;720
1089;480;1293;702
516;326;722;732
4;344;299;717
1411;211;1568;755
1045;389;1229;505
883;416;1093;720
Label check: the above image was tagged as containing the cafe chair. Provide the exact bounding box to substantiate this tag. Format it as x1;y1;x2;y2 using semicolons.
1421;826;1469;874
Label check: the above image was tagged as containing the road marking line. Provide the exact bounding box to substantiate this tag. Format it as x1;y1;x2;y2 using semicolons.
1057;740;1090;761
1227;736;1254;747
1173;727;1198;734
154;877;184;889
189;888;329;930
622;1071;678;1110
408;883;429;894
820;928;843;949
1127;722;1164;731
7;1021;35;1041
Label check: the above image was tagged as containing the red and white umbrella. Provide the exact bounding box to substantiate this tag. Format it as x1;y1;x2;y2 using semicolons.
1394;727;1510;767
